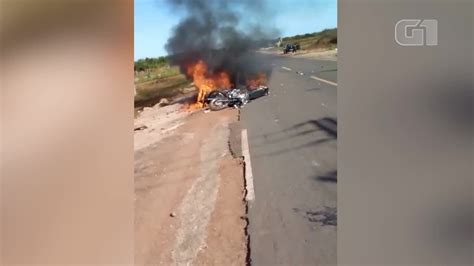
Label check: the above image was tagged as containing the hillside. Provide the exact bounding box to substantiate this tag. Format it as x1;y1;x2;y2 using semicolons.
281;28;337;50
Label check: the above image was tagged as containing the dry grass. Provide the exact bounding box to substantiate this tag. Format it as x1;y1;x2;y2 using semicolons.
282;28;337;51
135;65;182;83
134;64;192;111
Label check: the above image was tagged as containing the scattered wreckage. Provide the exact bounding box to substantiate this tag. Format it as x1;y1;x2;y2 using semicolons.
204;85;269;111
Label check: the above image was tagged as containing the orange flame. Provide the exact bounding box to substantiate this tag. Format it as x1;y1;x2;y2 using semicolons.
246;73;267;89
187;60;232;109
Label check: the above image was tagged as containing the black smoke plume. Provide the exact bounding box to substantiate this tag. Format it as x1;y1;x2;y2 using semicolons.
165;0;278;85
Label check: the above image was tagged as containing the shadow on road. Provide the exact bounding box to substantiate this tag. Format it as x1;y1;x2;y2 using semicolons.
293;117;336;138
250;117;337;158
314;170;337;183
305;87;321;92
314;68;337;74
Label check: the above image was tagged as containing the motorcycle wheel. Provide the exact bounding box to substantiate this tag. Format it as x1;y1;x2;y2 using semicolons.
208;93;228;111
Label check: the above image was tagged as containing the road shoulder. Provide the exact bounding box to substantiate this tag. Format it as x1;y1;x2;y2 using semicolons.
134;104;247;265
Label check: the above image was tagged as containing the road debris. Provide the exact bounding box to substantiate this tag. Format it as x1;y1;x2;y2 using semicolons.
293;207;337;226
155;98;170;107
134;125;148;131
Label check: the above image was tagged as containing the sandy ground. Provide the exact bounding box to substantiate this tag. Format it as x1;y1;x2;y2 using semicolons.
134;103;246;266
194;157;247;266
258;48;338;61
292;49;337;61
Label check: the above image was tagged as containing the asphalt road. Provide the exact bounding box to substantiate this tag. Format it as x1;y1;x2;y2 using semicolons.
241;54;337;265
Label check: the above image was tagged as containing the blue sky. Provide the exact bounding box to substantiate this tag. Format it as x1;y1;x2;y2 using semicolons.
134;0;337;60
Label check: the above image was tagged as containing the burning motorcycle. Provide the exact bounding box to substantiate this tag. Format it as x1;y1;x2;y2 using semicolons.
204;85;269;111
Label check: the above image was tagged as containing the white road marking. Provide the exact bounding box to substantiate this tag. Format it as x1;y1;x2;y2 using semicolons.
310;75;338;86
281;66;292;71
241;129;255;201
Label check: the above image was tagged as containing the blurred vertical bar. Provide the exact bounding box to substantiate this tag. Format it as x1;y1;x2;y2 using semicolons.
1;0;134;264
339;0;473;265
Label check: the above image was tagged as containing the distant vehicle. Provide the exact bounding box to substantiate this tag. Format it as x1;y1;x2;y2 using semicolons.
283;43;300;54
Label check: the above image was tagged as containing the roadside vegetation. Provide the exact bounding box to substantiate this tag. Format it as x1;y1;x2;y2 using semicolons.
134;56;192;112
280;28;337;51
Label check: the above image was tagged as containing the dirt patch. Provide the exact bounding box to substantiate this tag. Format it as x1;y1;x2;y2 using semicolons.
134;103;246;266
292;49;337;61
134;103;190;151
194;156;247;266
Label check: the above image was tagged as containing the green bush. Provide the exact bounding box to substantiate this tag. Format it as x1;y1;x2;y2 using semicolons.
134;56;169;72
